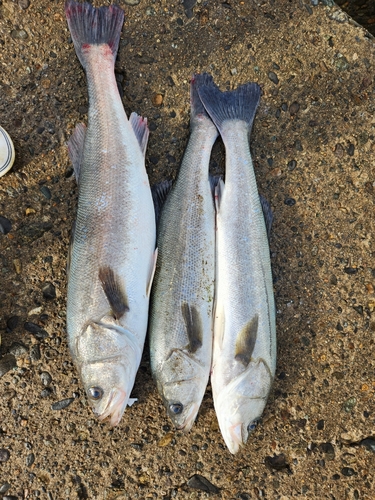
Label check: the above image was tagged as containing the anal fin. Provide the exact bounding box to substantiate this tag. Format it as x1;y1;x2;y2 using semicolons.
67;123;86;183
130;112;149;157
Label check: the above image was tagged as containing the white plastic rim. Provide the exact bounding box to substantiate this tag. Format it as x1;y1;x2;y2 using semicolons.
0;126;15;177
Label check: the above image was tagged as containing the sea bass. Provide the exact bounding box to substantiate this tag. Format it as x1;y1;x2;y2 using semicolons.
65;0;156;426
149;75;217;431
198;79;276;454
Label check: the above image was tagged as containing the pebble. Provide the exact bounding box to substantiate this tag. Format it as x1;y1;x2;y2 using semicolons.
40;371;52;386
124;0;140;4
287;160;297;171
152;93;163;106
320;442;335;459
289;102;300;115
51;398;75;410
0;484;11;494
0;215;12;235
42;282;56;300
317;419;325;430
341;467;356;477
0;449;10;462
6;316;19;332
24;322;49;340
40;185;51;199
344;267;358;275
265;453;289;470
9;342;28;357
0;354;17;378
40;388;52;398
26;453;35;467
347;143;355;156
268;71;279;84
360;438;375;452
3;496;18;500
284;198;296;206
13;258;21;274
187;474;219;494
18;0;30;9
10;29;28;40
30;344;41;362
158;433;174;447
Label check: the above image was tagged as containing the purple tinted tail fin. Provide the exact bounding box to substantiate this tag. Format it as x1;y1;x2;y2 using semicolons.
65;0;124;69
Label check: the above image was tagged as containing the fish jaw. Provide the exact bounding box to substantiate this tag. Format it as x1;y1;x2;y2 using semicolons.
172;402;199;433
95;387;128;426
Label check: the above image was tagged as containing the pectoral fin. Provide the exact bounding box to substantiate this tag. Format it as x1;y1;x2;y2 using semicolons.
146;249;158;297
181;303;203;353
235;314;258;366
98;266;129;320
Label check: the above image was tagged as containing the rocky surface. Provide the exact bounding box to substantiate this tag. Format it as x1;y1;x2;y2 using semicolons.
0;0;375;498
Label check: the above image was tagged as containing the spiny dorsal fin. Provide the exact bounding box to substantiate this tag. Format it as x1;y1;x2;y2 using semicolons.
98;266;129;320
181;303;203;353
235;314;258;366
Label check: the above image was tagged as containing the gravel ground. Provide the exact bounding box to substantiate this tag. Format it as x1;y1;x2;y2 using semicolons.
1;0;375;499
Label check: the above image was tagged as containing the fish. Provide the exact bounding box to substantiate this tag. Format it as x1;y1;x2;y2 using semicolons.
65;0;156;426
149;74;218;432
197;78;276;454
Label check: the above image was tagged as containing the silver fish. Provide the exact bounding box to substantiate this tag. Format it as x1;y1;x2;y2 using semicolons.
198;79;276;454
149;74;218;431
65;0;156;426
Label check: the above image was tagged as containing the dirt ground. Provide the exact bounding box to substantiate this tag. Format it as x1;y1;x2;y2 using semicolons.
0;0;375;499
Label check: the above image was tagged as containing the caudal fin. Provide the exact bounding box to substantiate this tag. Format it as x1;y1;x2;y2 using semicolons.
65;0;124;69
197;77;261;134
190;73;214;122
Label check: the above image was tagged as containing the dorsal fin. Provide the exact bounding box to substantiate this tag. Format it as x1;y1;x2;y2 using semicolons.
98;266;129;319
151;180;173;226
181;303;203;353
235;314;258;366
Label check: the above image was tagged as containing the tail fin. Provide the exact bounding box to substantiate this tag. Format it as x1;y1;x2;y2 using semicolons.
65;0;124;68
197;78;261;134
190;73;214;123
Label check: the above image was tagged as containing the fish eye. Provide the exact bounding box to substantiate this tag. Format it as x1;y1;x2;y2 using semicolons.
247;419;259;433
169;403;183;415
88;386;104;400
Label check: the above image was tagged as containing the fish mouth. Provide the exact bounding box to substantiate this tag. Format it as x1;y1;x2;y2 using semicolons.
96;388;128;427
174;403;199;433
223;423;246;455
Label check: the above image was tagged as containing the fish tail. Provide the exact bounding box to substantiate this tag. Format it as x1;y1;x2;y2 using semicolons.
190;73;214;122
197;77;261;134
65;0;124;69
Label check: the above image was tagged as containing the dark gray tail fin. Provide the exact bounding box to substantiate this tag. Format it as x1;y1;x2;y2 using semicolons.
197;78;261;134
65;0;124;69
190;73;213;123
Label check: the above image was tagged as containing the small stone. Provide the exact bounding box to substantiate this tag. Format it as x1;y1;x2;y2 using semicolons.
24;322;49;340
230;68;238;75
187;475;220;494
268;72;279;84
18;0;30;9
334;143;344;158
366;283;374;294
13;258;22;274
158;433;174;447
341;467;356;477
335;55;349;71
40;371;52;386
360;438;375;452
26;453;35;466
289;101;300;115
0;216;12;235
40;388;52;398
0;483;11;494
340;430;363;444
287;160;297;171
347;143;355;156
0;449;10;462
10;29;28;40
284;198;296;206
51;398;75;410
30;344;41;361
39;186;51;199
41;79;51;90
124;0;140;4
320;442;335;458
330;275;338;285
6;316;19;332
344;267;358;275
42;282;56;300
25;207;36;216
317;419;325;430
9;342;28;357
343;397;357;413
265;453;289;470
0;354;17;378
152;93;163;106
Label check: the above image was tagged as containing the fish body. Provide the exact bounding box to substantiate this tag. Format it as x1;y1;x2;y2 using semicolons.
65;0;156;426
198;80;276;454
149;75;218;431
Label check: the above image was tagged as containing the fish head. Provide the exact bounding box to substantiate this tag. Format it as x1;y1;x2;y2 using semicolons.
77;320;141;426
159;349;207;432
215;358;273;454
